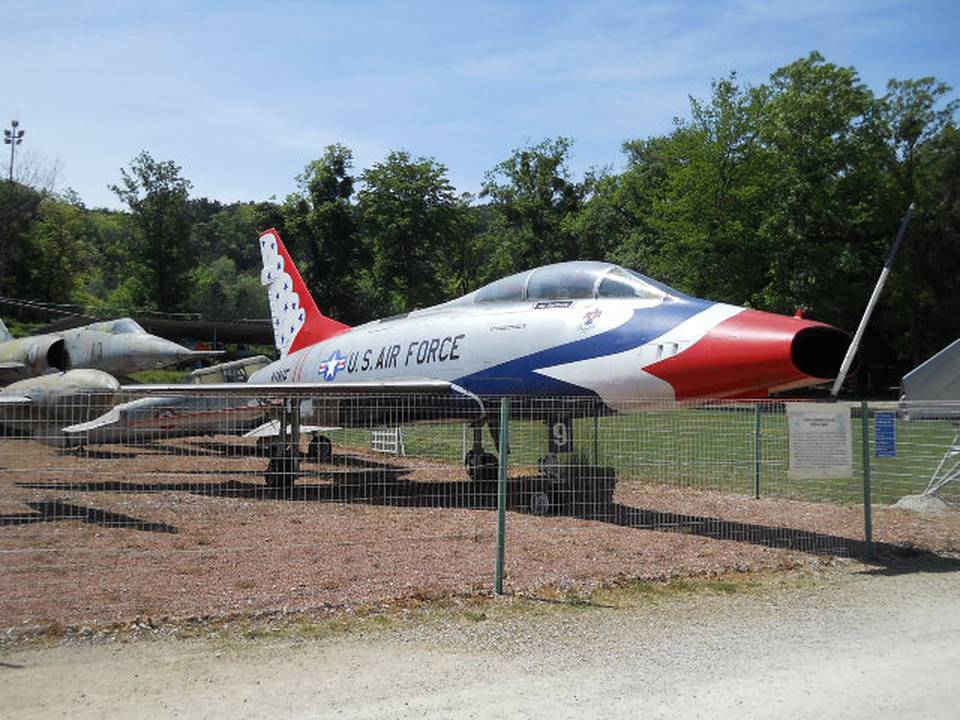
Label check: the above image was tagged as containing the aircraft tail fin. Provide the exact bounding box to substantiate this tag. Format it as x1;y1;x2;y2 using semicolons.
0;319;12;342
258;228;350;358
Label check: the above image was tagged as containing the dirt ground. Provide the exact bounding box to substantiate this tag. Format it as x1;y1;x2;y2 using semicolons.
1;436;959;636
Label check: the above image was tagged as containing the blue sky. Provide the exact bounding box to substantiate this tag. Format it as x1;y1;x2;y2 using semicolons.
3;0;958;209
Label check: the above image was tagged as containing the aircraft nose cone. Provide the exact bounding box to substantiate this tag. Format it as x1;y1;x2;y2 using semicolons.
645;308;849;399
130;338;196;369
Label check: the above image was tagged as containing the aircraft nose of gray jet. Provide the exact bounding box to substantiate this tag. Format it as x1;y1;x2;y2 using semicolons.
130;338;204;369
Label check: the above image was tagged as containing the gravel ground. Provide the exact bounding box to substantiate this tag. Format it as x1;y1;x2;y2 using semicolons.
2;562;959;719
1;437;959;636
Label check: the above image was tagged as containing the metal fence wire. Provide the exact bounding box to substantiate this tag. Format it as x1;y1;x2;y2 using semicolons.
0;391;957;628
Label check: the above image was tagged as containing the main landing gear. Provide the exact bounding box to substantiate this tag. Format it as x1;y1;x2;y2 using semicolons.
462;412;615;515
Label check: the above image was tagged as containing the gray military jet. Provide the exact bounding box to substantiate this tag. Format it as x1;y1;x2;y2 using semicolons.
0;369;120;444
0;317;221;383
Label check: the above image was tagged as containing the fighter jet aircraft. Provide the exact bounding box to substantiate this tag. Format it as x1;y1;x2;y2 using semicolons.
0;369;120;444
127;228;849;491
0;317;220;383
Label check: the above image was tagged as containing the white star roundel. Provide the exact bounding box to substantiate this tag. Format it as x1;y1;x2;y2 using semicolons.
260;232;304;358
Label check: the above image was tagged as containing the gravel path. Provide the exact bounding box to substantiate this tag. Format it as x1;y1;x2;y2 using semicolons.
3;561;959;719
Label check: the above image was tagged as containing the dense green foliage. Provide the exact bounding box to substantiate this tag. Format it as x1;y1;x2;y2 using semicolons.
0;52;956;389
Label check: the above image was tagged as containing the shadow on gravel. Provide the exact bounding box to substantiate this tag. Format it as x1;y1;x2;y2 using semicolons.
0;500;177;533
15;453;960;572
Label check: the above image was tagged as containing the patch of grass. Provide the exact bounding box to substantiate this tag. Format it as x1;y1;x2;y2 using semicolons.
706;580;741;594
561;591;595;607
372;408;950;506
128;368;191;384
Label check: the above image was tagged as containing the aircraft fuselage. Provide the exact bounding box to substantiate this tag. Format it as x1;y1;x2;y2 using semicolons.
249;292;846;411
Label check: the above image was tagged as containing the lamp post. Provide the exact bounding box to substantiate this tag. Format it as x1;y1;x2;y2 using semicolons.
4;120;25;182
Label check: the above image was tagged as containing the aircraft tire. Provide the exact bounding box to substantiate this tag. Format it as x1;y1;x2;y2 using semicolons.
264;454;297;490
529;491;552;516
309;435;333;463
465;451;498;482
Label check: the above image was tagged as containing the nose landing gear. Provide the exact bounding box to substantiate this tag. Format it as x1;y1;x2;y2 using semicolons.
464;420;499;482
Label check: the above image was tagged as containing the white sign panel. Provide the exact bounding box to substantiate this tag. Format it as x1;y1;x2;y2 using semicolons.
786;403;853;479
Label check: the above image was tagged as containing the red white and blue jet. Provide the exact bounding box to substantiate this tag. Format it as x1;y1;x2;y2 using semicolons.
250;228;846;406
128;228;848;487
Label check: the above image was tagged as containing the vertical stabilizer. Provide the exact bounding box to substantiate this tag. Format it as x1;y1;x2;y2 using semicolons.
259;228;350;358
0;319;12;342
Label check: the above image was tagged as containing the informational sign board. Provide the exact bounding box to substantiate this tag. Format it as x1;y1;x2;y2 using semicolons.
786;403;853;479
875;411;897;458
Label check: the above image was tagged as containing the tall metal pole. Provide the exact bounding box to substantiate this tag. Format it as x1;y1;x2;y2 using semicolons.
4;120;25;182
861;400;874;559
831;204;914;396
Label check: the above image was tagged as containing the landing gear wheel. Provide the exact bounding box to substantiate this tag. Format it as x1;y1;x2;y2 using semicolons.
529;491;552;516
465;449;498;482
538;453;560;479
309;435;332;463
264;448;297;490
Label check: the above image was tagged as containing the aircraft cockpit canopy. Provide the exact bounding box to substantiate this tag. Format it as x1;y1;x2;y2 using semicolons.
468;262;671;304
87;318;148;335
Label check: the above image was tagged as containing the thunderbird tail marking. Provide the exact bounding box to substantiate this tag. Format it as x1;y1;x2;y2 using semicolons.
258;228;349;358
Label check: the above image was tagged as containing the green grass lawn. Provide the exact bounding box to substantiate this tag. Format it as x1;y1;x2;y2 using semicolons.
339;407;959;507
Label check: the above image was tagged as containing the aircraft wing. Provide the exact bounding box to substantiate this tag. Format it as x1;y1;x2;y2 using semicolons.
62;406;122;433
117;380;486;428
0;361;27;384
118;380;468;397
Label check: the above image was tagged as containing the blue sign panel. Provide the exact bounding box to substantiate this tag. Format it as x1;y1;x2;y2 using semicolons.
875;411;897;458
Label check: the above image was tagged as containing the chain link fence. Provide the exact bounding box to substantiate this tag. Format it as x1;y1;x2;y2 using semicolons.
1;391;958;631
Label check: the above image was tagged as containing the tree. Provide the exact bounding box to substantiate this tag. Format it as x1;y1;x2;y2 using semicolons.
192;202;262;272
282;145;367;322
0;181;43;298
481;137;587;274
881;77;960;200
188;256;268;321
26;192;94;303
357;150;467;314
752;52;888;323
610;75;772;302
110;151;194;312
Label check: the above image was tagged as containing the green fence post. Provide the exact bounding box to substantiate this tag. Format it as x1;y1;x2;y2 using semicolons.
494;397;510;595
861;400;874;559
754;404;762;499
593;411;600;465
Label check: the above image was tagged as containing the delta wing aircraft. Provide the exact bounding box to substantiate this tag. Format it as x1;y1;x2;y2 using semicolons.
126;229;849;493
0;317;220;384
0;369;120;442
